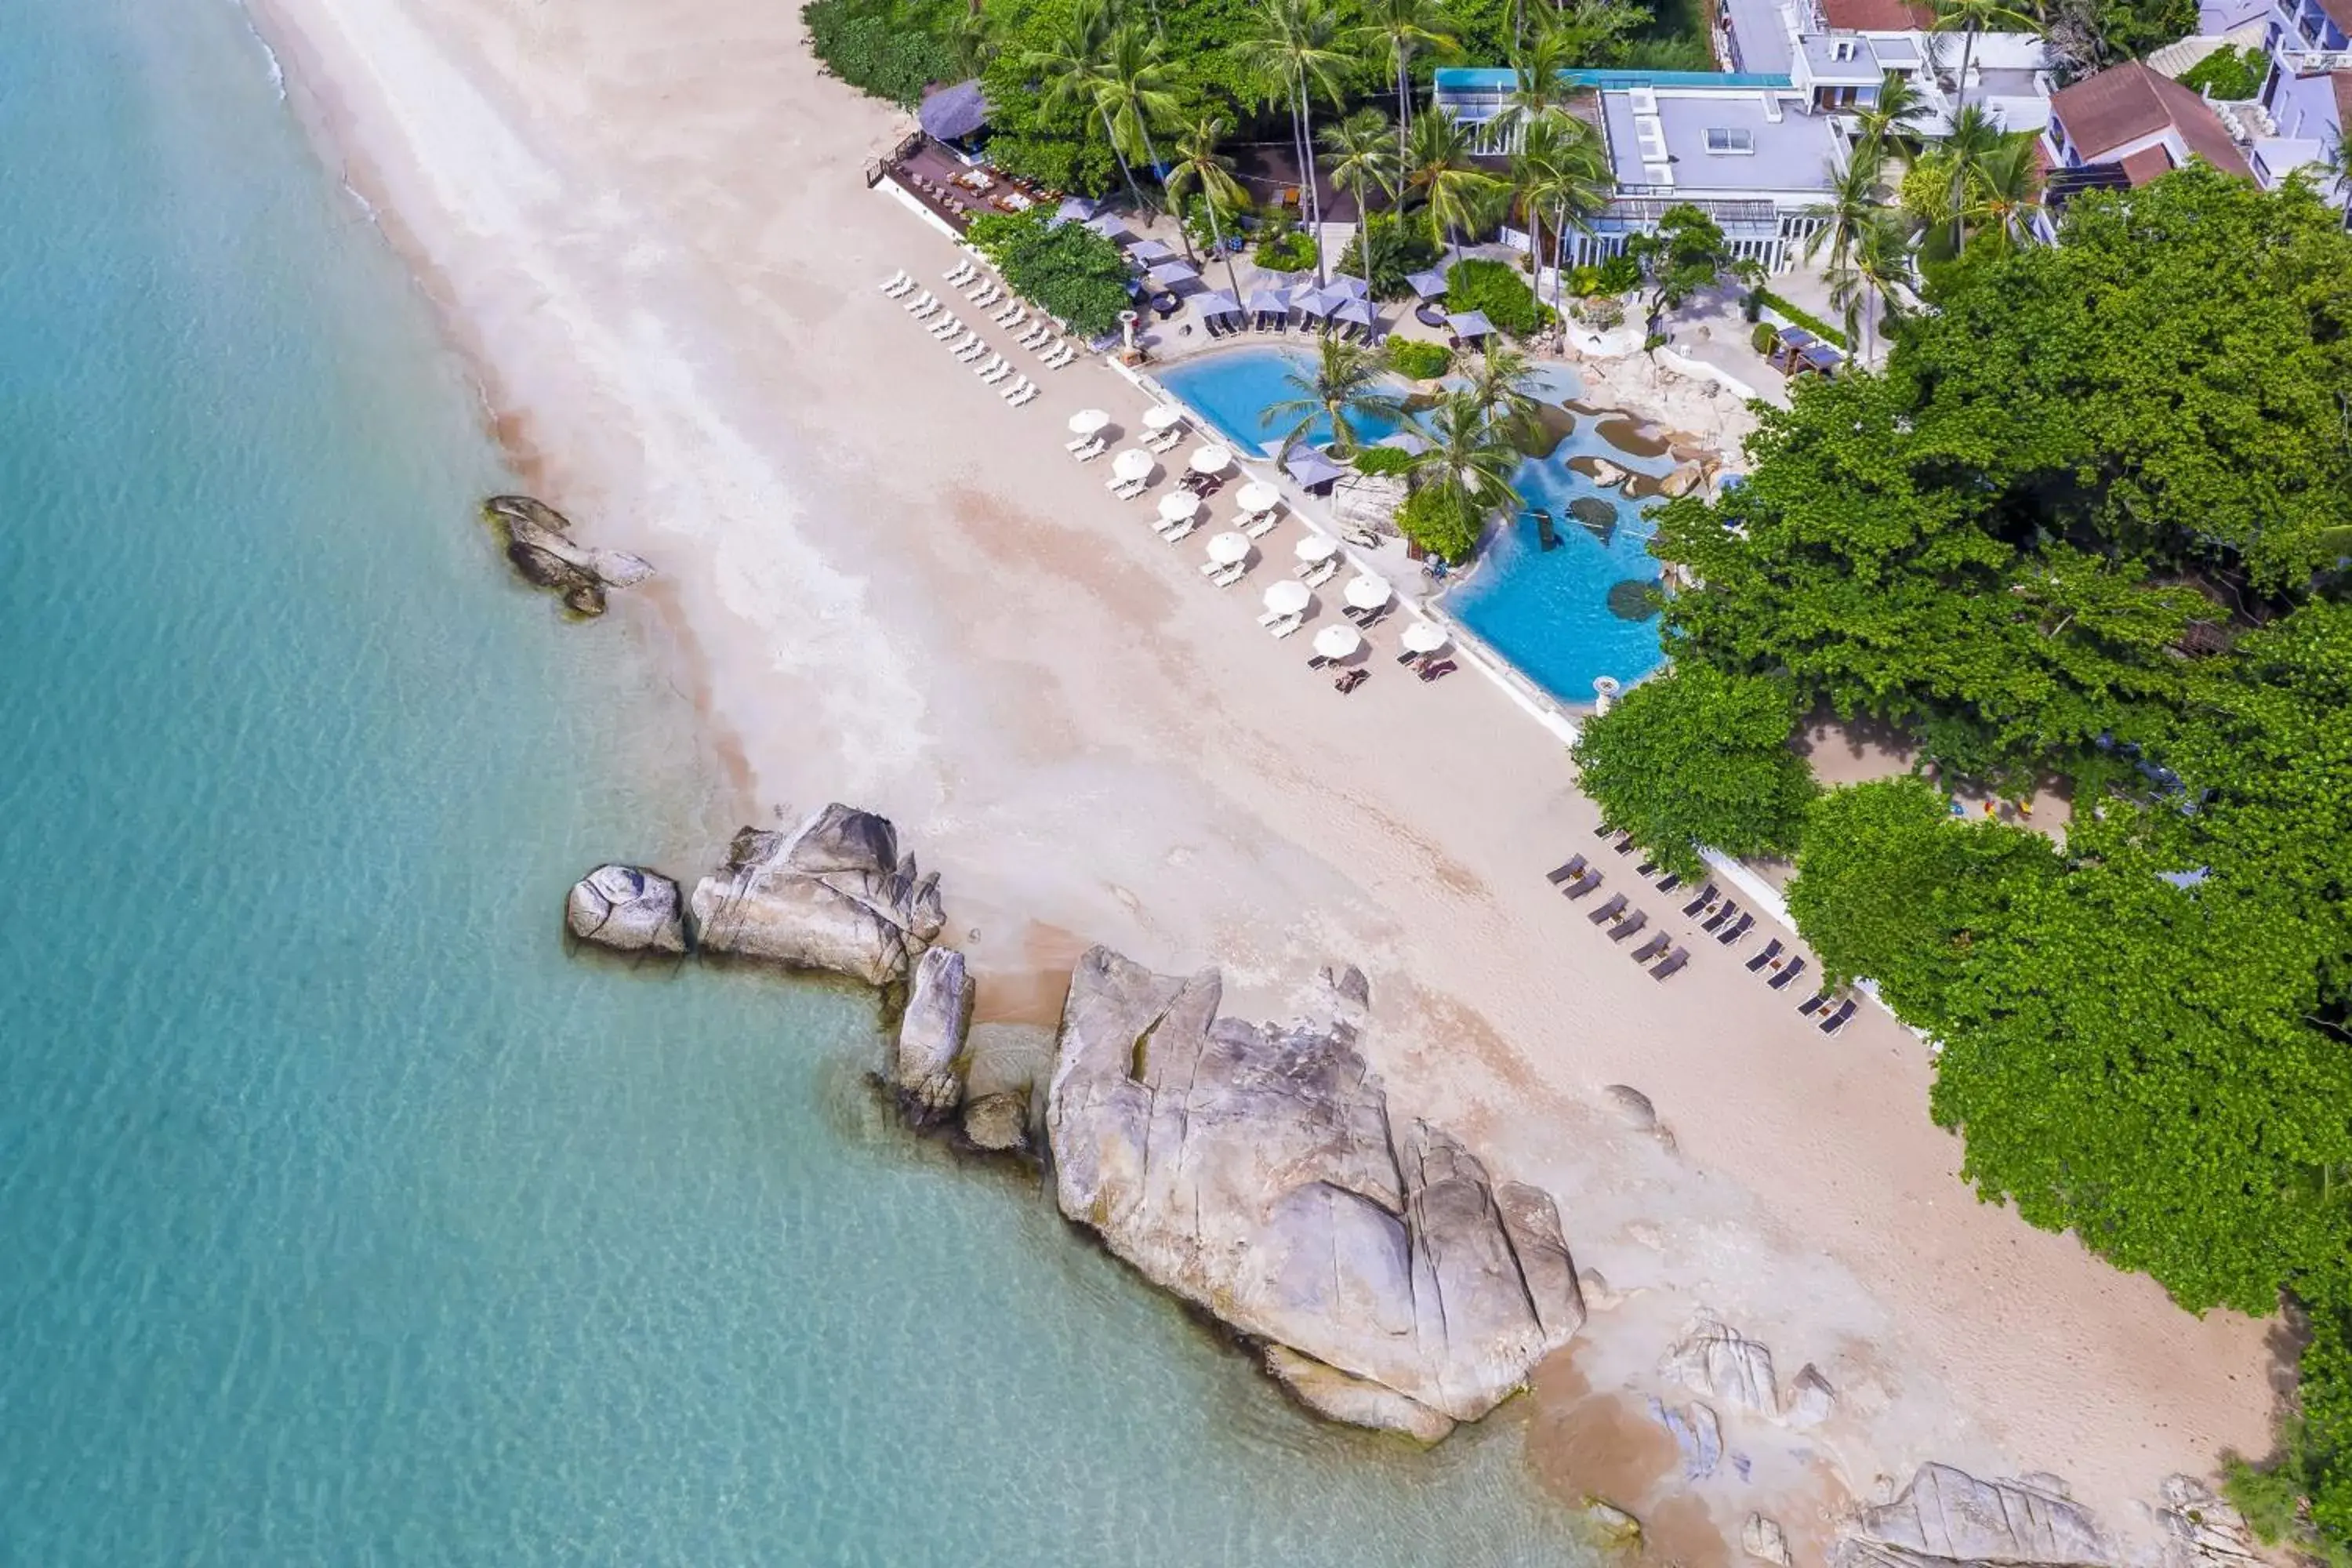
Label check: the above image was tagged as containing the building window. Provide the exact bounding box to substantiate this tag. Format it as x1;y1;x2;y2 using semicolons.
1704;127;1755;154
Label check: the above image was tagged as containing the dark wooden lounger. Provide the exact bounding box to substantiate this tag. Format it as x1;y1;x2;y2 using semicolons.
1547;854;1589;884
1588;892;1628;924
1650;947;1690;980
1563;871;1602;899
1635;859;1659;877
1798;988;1833;1016
1417;659;1456;681
1745;938;1784;972
1609;909;1649;942
1613;837;1638;855
1700;901;1737;934
1629;932;1670;962
1680;882;1717;917
1768;956;1806;990
1656;873;1682;893
1819;998;1857;1035
1716;912;1754;946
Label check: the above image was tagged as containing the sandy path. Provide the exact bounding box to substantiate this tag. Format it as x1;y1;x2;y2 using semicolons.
247;0;2276;1544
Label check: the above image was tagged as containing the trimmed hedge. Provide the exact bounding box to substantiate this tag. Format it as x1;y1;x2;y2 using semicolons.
1254;226;1320;273
1385;339;1453;379
1351;445;1417;476
1751;288;1849;349
966;209;1131;337
1445;257;1552;337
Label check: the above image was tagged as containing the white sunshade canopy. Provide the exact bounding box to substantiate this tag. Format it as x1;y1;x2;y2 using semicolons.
1069;408;1110;435
1262;579;1310;615
1237;479;1281;514
1294;535;1338;563
1143;405;1185;431
1206;531;1251;565
1343;575;1392;611
1187;444;1232;476
1312;624;1363;661
1157;491;1200;524
1112;448;1155;483
1399;620;1448;654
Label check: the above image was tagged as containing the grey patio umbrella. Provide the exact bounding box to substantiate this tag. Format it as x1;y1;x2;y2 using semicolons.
1245;286;1291;321
1129;238;1178;263
1195;289;1243;320
1294;287;1338;320
1148;260;1200;289
1404;269;1450;299
1374;430;1428;456
1085;215;1134;244
1333;297;1374;328
1326;274;1370;301
1446;309;1496;339
1283;447;1347;488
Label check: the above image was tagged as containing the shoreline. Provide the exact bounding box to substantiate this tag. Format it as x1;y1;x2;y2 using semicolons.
239;0;2280;1555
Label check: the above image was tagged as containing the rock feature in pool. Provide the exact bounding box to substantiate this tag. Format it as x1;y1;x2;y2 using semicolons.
1570;497;1618;544
1607;579;1661;621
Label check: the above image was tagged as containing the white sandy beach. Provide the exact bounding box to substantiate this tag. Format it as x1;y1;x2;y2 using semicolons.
248;0;2277;1550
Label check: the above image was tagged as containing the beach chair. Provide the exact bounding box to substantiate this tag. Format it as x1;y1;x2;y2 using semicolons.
1656;873;1682;893
1209;561;1247;588
1109;476;1149;500
1613;835;1638;855
1007;383;1040;408
928;315;964;338
1418;659;1457;681
1797;989;1833;1017
1588;892;1628;924
1595;822;1621;840
880;271;913;296
980;361;1013;385
1563;872;1602;900
1635;858;1659;877
1069;436;1108;462
1546;855;1589;885
1650;948;1691;981
1767;956;1806;990
1160;518;1198;542
1269;614;1305;638
1334;667;1369;693
945;260;975;283
1680;882;1717;917
1629;932;1670;963
1299;558;1338;589
1744;938;1784;973
1241;513;1280;539
1047;347;1078;369
905;290;938;314
1700;902;1738;934
1000;376;1030;401
1716;913;1754;946
992;301;1022;324
954;339;990;363
1144;426;1184;453
1820;998;1857;1035
1610;909;1649;942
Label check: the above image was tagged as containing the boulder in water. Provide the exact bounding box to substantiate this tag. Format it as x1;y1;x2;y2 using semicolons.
689;804;946;986
1264;1345;1457;1443
895;946;972;1118
484;495;654;618
565;863;688;953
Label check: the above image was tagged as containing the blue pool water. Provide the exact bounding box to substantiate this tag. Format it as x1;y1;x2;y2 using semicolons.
0;3;1589;1562
1160;345;1669;701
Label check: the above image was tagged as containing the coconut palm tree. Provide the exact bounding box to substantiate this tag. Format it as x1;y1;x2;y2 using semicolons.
1095;22;1181;183
1510;111;1611;320
1165;115;1250;298
1802;143;1887;278
1938;103;2003;252
1930;0;2038;118
1493;24;1581;151
1853;70;1929;159
1402;110;1506;256
1830;210;1912;362
1457;343;1545;437
1320;108;1403;301
1030;2;1148;210
1264;334;1407;456
1407;388;1523;541
1962;132;2041;255
1348;0;1457;152
1232;0;1352;284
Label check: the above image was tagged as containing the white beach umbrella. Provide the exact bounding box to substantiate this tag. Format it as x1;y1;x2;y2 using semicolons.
1143;405;1185;431
1069;408;1110;436
1206;532;1251;566
1312;624;1363;661
1187;444;1232;477
1112;448;1155;483
1157;491;1200;524
1400;620;1448;655
1343;575;1392;612
1294;535;1338;564
1236;479;1282;516
1262;580;1310;615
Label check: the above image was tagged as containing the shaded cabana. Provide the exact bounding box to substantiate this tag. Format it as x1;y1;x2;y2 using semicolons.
1283;446;1348;491
1084;214;1134;245
917;79;989;149
1294;286;1339;323
1325;274;1370;301
1764;327;1816;374
1246;286;1291;328
1446;309;1496;345
1195;290;1245;336
1147;260;1200;290
1795;342;1843;378
1332;296;1376;339
1129;238;1178;263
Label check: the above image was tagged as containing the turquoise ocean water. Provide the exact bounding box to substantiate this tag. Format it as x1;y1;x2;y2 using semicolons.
0;3;1584;1561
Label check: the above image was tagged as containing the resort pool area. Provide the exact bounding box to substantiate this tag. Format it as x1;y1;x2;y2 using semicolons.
1159;343;1404;456
1156;343;1671;703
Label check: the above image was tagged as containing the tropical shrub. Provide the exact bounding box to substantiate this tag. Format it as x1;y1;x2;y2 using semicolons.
1569;663;1817;881
1351;445;1416;476
1337;215;1443;299
803;0;962;107
1396;483;1486;563
966;207;1130;336
1751;288;1850;348
1254;221;1319;273
1385;339;1453;380
1750;321;1777;356
1444;257;1551;336
2178;42;2265;99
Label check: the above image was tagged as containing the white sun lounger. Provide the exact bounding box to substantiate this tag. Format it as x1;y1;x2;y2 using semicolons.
1298;557;1338;588
1000;376;1031;401
1269;614;1305;638
880;272;913;296
905;290;938;313
1044;347;1076;369
1158;517;1198;542
994;302;1023;325
945;260;975;282
980;361;1012;385
942;331;976;354
927;314;964;337
1109;477;1149;500
1143;426;1183;452
1207;561;1247;588
1241;513;1280;539
1007;383;1039;407
1256;608;1290;627
1069;436;1107;461
954;339;990;362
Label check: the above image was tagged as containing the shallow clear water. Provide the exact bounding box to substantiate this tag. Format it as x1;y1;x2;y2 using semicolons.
1160;345;1668;701
0;3;1587;1561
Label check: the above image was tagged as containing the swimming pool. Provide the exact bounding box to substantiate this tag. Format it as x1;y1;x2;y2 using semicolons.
1156;344;1668;702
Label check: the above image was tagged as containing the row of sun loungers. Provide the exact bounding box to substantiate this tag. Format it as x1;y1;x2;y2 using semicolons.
884;269;1040;407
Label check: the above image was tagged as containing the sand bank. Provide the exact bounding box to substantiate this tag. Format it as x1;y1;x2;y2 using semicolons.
248;0;2276;1548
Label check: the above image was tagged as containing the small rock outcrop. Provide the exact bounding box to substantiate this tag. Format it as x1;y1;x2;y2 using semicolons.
894;946;972;1119
1264;1345;1457;1444
1583;1501;1646;1550
485;495;653;617
689;804;946;986
1664;1316;1780;1415
1046;947;1584;1437
565;863;688;953
1653;1396;1725;1481
1786;1362;1837;1428
1603;1083;1658;1131
2156;1475;2263;1568
1746;1513;1794;1567
1659;459;1708;499
1835;1464;2111;1568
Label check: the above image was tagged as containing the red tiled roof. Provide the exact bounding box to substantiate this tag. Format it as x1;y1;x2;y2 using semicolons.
1818;0;1935;26
2119;144;2176;185
2048;61;2253;179
2333;71;2352;129
2319;0;2352;38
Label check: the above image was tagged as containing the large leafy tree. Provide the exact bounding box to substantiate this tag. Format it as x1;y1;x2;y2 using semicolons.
1232;0;1351;284
1570;662;1817;881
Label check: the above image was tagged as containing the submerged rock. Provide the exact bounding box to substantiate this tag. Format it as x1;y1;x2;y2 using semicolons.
961;1092;1032;1152
1044;947;1584;1434
689;804;946;986
1583;1501;1646;1550
1264;1345;1456;1443
484;494;653;617
1835;1464;2111;1568
1659;459;1707;498
894;946;972;1119
565;863;688;953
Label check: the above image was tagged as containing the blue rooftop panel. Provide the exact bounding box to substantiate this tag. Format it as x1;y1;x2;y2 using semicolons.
1432;67;1796;90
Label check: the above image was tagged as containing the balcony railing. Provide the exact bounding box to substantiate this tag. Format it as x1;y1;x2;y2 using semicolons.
2270;1;2352;64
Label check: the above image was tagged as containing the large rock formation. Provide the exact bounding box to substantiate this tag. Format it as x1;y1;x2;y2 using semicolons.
689;804;946;986
1045;946;1584;1439
485;495;652;617
1664;1316;1780;1415
565;863;688;953
1835;1465;2111;1568
894;946;972;1119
